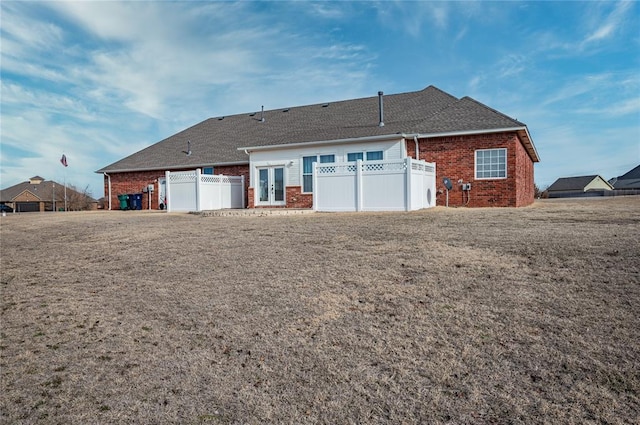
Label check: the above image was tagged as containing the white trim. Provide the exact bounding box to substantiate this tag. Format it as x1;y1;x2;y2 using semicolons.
475;148;508;180
239;134;404;152
415;127;526;139
415;126;539;162
96;161;248;174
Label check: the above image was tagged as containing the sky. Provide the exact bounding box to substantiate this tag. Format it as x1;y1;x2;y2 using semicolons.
1;1;639;198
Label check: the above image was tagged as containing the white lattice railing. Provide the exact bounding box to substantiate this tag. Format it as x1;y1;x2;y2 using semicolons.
313;157;436;212
169;171;197;183
317;159;410;175
165;169;244;212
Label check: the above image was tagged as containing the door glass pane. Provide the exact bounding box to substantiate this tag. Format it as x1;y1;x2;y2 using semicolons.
259;169;269;202
274;168;284;202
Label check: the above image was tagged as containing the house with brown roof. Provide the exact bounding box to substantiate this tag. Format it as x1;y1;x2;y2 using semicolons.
97;85;540;209
0;176;97;212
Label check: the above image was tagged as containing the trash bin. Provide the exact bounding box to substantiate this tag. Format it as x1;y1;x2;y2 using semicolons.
117;194;129;210
128;193;143;210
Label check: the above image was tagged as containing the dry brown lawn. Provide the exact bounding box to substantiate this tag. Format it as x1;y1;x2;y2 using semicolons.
1;197;639;424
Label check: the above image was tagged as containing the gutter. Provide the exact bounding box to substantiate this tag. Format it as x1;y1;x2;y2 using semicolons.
414;126;540;163
238;133;405;152
95;160;250;175
103;172;112;210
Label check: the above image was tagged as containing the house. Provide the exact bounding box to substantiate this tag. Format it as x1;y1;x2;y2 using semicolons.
97;85;540;209
546;175;614;198
609;165;640;190
0;176;98;212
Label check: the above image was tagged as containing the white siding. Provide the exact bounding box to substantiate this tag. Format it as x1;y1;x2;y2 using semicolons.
249;138;405;188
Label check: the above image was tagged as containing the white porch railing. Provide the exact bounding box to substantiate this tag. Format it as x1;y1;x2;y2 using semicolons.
313;158;436;212
165;169;245;212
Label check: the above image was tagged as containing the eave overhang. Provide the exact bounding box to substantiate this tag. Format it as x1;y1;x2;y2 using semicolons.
238;133;405;153
414;126;540;163
95;160;249;174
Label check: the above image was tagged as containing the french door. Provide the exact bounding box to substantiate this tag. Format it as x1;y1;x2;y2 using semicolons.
257;167;285;206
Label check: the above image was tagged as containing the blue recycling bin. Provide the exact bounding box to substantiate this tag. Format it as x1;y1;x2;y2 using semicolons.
128;193;143;210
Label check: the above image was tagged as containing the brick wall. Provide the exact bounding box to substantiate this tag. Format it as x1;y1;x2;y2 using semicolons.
249;186;313;208
407;132;535;207
285;186;313;209
104;164;250;210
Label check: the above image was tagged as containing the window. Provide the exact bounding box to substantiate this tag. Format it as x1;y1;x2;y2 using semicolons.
203;167;214;175
475;148;506;179
302;156;316;193
366;150;383;161
303;154;336;192
347;152;364;162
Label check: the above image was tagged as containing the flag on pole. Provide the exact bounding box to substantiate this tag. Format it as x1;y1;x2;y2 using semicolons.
60;154;68;167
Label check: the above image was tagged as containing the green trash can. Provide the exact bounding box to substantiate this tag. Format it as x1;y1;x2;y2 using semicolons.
117;194;129;210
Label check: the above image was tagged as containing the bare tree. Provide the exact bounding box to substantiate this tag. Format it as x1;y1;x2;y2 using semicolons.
65;184;95;211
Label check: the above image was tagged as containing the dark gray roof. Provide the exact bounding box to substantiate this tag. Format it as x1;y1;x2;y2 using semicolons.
547;175;607;192
97;85;537;173
0;179;96;202
612;165;640;189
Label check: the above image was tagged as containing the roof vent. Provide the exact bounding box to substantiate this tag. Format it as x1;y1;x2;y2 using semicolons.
282;108;290;112
218;116;225;120
260;105;265;122
249;112;256;117
378;91;384;127
322;103;329;108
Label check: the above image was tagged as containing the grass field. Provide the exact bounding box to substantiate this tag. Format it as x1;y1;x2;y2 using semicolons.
1;197;639;424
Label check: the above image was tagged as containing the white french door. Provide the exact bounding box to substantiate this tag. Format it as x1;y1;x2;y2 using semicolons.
256;167;285;206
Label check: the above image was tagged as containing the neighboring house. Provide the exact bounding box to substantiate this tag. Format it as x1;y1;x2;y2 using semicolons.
609;165;640;190
546;175;614;198
97;85;540;209
0;176;97;212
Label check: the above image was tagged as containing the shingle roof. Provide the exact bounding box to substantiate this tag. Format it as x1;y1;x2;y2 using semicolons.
97;85;536;173
0;179;96;203
547;175;605;192
612;165;640;189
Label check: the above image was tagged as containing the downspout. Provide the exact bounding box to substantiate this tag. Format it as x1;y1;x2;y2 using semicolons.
413;135;420;160
103;172;112;210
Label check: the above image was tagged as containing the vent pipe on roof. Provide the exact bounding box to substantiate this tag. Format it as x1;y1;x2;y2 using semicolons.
260;106;265;122
378;91;384;127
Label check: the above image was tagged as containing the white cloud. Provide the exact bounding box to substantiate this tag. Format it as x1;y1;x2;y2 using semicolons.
582;1;633;45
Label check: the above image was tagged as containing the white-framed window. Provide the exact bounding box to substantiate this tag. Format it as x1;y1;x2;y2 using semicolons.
348;151;383;161
347;152;364;162
475;148;506;179
302;154;335;193
366;150;383;160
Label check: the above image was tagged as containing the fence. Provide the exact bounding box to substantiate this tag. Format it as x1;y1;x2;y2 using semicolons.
165;169;245;212
313;158;436;212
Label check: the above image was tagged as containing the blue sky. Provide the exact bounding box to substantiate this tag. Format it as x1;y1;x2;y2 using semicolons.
1;1;639;198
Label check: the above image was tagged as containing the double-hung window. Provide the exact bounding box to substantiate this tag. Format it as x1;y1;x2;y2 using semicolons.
475;148;506;179
303;154;335;192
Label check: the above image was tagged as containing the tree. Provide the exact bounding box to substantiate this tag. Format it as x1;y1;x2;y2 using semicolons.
65;184;95;211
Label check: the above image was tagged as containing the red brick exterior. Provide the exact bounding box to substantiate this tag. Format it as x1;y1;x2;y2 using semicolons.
103;165;250;210
406;132;535;207
105;132;534;210
249;186;312;209
285;186;313;209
